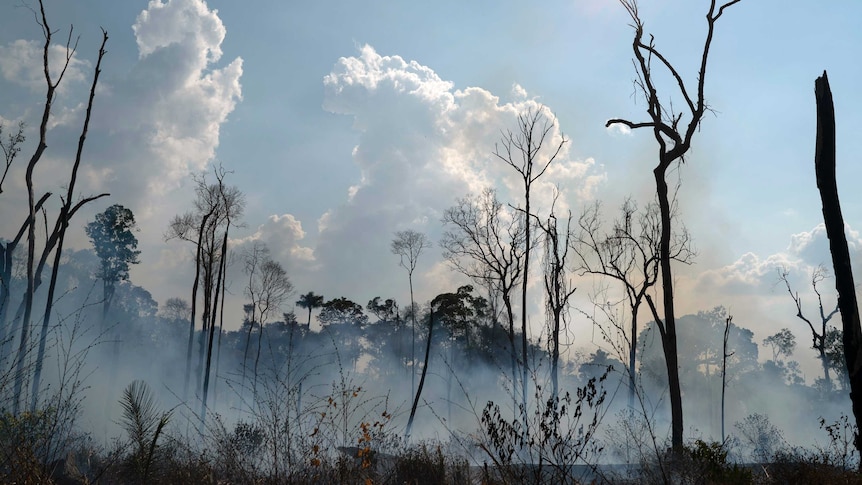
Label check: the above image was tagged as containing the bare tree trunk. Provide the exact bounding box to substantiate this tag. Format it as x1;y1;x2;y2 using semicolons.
201;229;228;429
521;194;530;414
780;267;837;392
14;140;39;415
197;255;213;396
821;346;832;391
813;71;862;466
253;318;264;402
405;304;435;441
496;108;566;415
241;319;255;406
551;316;560;401
213;260;227;406
0;193;51;365
184;212;210;402
629;303;639;411
409;272;416;404
721;316;733;443
241;248;259;412
607;0;742;453
654;167;683;452
538;209;575;403
13;0;57;413
503;296;518;417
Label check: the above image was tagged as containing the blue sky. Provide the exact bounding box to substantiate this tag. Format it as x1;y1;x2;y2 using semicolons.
2;0;862;379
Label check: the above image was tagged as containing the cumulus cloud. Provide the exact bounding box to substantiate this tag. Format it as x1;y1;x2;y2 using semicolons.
511;83;528;99
114;0;242;197
314;45;605;300
606;122;631;136
696;223;862;295
133;0;226;62
0;0;243;316
0;0;243;215
232;214;315;269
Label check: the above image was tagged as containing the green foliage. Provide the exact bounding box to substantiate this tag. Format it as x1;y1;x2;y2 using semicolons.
318;296;369;327
118;380;172;482
0;409;54;478
85;204;141;284
296;291;325;327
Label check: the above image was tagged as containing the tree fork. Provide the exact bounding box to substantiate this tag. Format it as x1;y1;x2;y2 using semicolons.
813;70;862;465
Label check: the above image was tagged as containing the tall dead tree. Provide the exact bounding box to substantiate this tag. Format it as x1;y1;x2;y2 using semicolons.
8;3;109;414
441;188;525;413
536;195;576;401
606;0;741;452
778;265;838;391
721;315;734;443
404;295;439;441
391;230;431;401
812;71;862;465
572;198;692;410
0;122;28;344
495;106;566;412
167;167;243;404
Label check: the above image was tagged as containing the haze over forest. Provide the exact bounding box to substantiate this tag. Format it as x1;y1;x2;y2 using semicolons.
2;0;862;482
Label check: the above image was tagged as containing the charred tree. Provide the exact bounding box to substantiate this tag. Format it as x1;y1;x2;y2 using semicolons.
607;0;741;452
442;189;525;416
495;106;566;413
813;70;862;465
721;315;734;443
405;297;438;441
391;230;431;400
778;265;838;391
535;195;576;401
10;3;109;413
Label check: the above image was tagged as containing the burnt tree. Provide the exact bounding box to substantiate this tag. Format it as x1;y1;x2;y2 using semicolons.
813;70;862;465
606;0;742;451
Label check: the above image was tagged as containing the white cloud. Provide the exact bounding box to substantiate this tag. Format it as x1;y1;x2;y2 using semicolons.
120;0;242;196
0;0;244;315
232;214;315;269
606;122;631;136
0;40;89;93
696;223;862;295
511;83;528;99
314;45;605;302
133;0;226;64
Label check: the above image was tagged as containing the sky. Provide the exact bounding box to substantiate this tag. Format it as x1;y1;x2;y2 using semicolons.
2;0;862;381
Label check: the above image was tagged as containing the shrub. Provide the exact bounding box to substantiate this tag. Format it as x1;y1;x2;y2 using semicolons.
675;439;752;484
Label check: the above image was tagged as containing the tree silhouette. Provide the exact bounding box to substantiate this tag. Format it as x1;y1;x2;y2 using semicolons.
606;0;742;452
85;204;141;322
166;166;244;407
10;2;110;414
391;230;430;400
536;196;576;402
296;291;324;329
813;70;862;466
495;106;566;413
317;297;368;327
572;198;692;410
442;188;525;415
778;265;838;391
